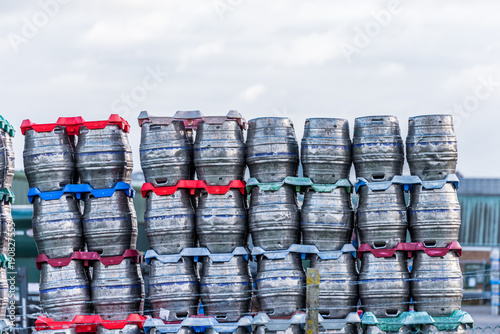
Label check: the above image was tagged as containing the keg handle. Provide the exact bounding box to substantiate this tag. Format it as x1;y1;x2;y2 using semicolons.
372;241;388;249
385;309;399;317
423;240;437;248
371;173;386;180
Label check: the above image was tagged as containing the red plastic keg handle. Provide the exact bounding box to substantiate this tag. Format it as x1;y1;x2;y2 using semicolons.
137;110;247;130
141;179;247;197
35;314;147;332
20;114;130;135
356;241;462;258
36;249;143;269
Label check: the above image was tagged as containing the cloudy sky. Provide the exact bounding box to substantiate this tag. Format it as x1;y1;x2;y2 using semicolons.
1;0;500;177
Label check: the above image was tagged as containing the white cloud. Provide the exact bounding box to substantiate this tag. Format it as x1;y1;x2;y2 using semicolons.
240;84;266;102
2;0;500;177
285;31;341;66
80;13;171;47
378;62;405;75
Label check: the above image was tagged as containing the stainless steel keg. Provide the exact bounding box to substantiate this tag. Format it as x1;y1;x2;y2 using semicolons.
140;121;193;186
411;251;463;316
23;126;74;192
301;188;353;251
76;125;133;189
145;190;196;254
194;120;245;185
353;116;404;182
246;117;299;183
249;185;300;251
358;251;410;317
197;189;247;253
356;184;408;249
90;258;144;320
83;191;137;256
408;183;461;247
406;114;457;181
32;195;83;258
309;254;358;319
255;253;305;316
200;255;252;322
301;118;352;183
148;257;199;321
39;260;91;321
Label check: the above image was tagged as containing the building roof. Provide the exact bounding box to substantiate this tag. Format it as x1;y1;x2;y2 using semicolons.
458;175;500;196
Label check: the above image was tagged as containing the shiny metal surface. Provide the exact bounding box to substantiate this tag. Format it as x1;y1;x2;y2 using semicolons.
194;120;246;185
76;125;133;189
411;251;463;316
32;195;83;258
148;257;199;321
353;116;404;182
319;325;358;334
301;188;353;251
23;127;75;192
205;328;249;334
363;325;409;334
254;324;303;334
91;258;144;320
140;121;193;186
39;260;91;321
0;130;15;190
301;118;352;183
197;189;247;253
150;329;194;334
34;329;78;334
256;253;305;316
309;254;358;319
249;185;300;251
356;184;408;249
96;325;141;334
0;202;13;254
409;183;461;247
200;255;252;322
83;191;138;256
246;117;299;183
145;190;196;254
358;251;410;317
406;115;458;181
418;324;467;334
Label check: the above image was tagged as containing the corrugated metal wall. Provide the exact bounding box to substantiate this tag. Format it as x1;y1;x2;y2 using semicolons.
459;195;500;246
12;171;29;205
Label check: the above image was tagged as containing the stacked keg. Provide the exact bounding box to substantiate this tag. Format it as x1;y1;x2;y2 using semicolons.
139;116;197;323
22;116;143;327
0;116;15;321
246;117;305;318
300;118;358;322
23;122;89;321
406;115;463;317
353;116;411;318
76;121;143;323
194;117;251;323
140;111;251;323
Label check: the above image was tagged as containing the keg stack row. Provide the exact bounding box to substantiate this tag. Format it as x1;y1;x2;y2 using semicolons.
138;112;360;334
21;115;146;332
139;110;252;325
354;115;466;331
0;116;15;323
247;117;356;326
